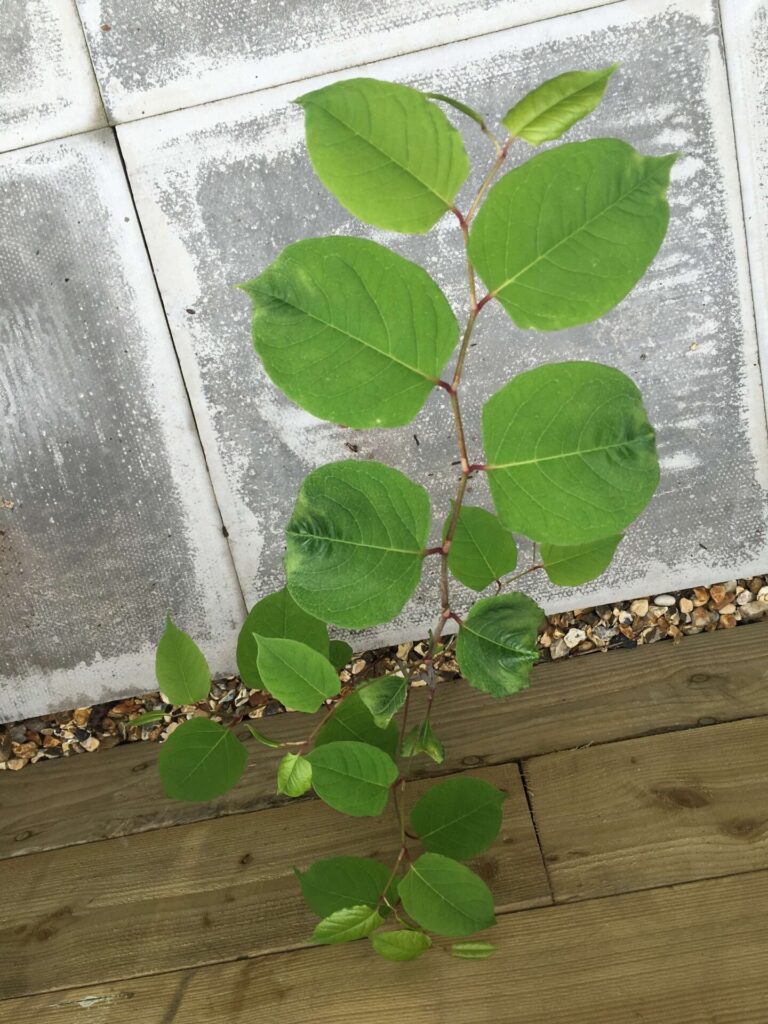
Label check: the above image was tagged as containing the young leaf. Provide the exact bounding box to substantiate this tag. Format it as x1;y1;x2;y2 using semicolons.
245;723;282;749
402;720;445;764
409;777;507;860
371;929;432;962
502;65;618;144
541;534;623;586
296;77;469;233
285;460;431;629
357;676;408;728
398;853;496;937
242;237;458;429
129;710;165;726
328;639;353;671
307;740;398;817
483;362;659;544
254;635;340;714
456;593;543;697
296;856;397;917
158;718;247;802
155;616;210;705
236;587;328;689
451;941;496;959
444;504;517;592
469;139;676;330
314;692;399;758
276;752;313;797
311;904;384;945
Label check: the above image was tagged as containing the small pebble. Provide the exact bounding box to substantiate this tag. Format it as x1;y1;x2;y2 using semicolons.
653;594;676;607
564;628;586;649
630;599;649;617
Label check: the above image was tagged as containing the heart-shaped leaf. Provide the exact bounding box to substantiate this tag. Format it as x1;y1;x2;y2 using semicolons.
296;856;397;917
285;460;431;629
311;904;385;945
155;617;210;706
469;139;675;330
371;929;432;961
483;362;659;544
158;718;247;802
297;77;469;233
541;534;623;586
410;776;507;860
242;237;458;428
357;676;408;728
254;635;340;713
237;587;328;689
314;691;399;758
456;593;543;697
307;740;398;817
502;65;618;144
276;753;313;797
444;504;517;592
398;853;496;937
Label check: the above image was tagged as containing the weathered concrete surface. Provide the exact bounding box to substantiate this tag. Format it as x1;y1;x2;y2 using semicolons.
76;0;623;123
0;131;246;720
119;0;768;654
0;0;105;153
721;0;768;419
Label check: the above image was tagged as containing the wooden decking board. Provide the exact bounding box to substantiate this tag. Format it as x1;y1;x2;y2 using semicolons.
2;620;766;861
0;762;550;1000
4;869;767;1023
524;715;768;903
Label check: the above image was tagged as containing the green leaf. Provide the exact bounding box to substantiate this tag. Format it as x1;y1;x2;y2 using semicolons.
541;534;623;586
155;616;210;705
451;941;496;959
276;752;313;797
483;361;659;544
469;139;676;330
502;65;618;144
402;720;445;764
236;587;328;690
242;237;458;429
254;635;340;713
398;853;496;937
315;692;399;757
410;777;507;860
129;710;165;726
285;460;431;629
370;929;432;962
245;724;282;749
426;92;488;130
328;640;353;671
307;740;398;817
297;77;469;233
357;676;408;728
311;904;385;945
444;504;517;592
456;593;543;697
158;718;247;802
296;856;397;917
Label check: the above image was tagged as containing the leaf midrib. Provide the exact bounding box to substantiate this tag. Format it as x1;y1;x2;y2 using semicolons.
486;433;654;470
286;525;424;557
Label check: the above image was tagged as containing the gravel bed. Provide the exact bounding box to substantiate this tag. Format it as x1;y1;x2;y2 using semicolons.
2;574;766;772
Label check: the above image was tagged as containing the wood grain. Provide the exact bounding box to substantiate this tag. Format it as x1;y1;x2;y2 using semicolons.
0;762;549;1000
524;715;768;902
5;870;767;1022
2;620;766;860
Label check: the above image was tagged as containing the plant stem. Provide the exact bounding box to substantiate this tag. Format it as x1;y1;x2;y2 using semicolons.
466;135;513;224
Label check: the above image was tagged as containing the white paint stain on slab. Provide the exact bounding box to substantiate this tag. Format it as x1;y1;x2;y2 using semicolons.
75;0;624;123
0;131;245;720
118;0;768;656
0;0;105;153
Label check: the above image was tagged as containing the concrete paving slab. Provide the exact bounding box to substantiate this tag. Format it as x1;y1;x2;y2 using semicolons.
0;0;106;153
0;130;246;721
721;0;768;418
119;0;768;654
76;0;623;123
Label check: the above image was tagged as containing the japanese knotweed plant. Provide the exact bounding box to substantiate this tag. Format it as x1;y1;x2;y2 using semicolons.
154;67;674;961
